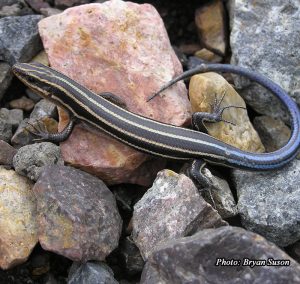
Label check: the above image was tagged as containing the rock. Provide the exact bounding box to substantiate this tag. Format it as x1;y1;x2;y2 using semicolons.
194;48;222;63
131;170;227;260
54;0;89;8
0;108;13;142
195;0;226;55
119;237;144;276
141;226;300;283
13;142;63;181
25;0;50;13
0;107;23;136
59;116;167;185
187;56;206;70
253;115;291;152
0;140;17;166
40;7;62;17
189;72;265;152
0;62;12;101
11;117;58;147
68;261;118;284
26;88;42;102
33;165;122;262
0;167;37;269
177;43;202;55
38;1;191;185
230;0;300;122
30;99;57;120
30;50;49;66
233;159;300;247
0;15;43;65
9;96;35;112
0;1;33;18
201;167;238;219
7;108;23;129
112;185;146;212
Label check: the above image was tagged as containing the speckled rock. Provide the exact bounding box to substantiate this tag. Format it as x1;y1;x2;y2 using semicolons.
0;167;37;269
0;140;17;166
0;15;43;65
38;1;191;185
131;170;227;260
230;0;300;122
233;159;300;247
195;0;226;55
0;109;13;142
0;62;12;101
141;226;300;284
68;262;119;284
189;72;265;152
13;142;63;181
253;115;291;152
33;165;122;262
0;108;23;142
7;108;23;129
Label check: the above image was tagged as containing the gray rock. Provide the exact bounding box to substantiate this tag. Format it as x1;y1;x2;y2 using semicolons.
0;108;13;142
232;159;300;247
253;115;291;152
68;262;118;284
230;0;300;122
0;108;21;142
0;62;12;101
201;168;238;219
7;108;23;129
13;142;63;181
40;7;62;17
0;15;43;65
131;170;227;260
30;99;57;120
0;0;26;8
141;226;300;284
33;165;122;262
0;1;33;18
0;140;17;166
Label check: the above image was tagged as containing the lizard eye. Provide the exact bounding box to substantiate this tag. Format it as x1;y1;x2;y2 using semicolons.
27;77;35;83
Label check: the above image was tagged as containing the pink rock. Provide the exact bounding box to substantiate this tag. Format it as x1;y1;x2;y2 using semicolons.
38;1;191;185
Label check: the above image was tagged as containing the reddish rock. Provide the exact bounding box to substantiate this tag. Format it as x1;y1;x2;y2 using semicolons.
9;96;35;111
33;165;122;262
38;1;191;185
